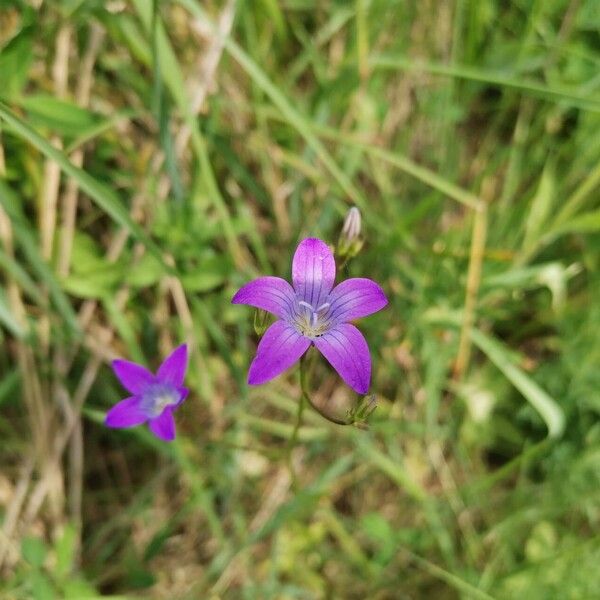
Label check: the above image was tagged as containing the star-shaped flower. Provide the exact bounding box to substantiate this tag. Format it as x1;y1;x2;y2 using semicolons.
232;238;387;394
105;344;189;441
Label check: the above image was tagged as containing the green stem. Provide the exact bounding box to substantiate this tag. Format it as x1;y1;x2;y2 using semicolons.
288;379;306;451
300;353;352;426
286;360;307;487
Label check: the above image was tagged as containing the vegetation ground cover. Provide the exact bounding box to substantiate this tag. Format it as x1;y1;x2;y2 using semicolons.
0;1;599;598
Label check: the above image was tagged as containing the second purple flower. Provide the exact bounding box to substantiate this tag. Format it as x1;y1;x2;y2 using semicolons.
232;238;387;394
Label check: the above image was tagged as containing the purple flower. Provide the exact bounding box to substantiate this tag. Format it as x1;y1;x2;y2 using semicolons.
105;344;189;442
232;238;387;394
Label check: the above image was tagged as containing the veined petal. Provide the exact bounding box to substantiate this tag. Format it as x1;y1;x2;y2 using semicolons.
148;407;176;441
314;323;371;394
328;278;388;322
248;320;311;385
157;344;188;387
232;276;296;319
105;396;148;428
112;359;154;394
292;238;336;306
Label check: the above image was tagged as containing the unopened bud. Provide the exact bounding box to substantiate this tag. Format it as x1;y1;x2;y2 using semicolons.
342;207;361;241
337;207;363;259
348;394;377;429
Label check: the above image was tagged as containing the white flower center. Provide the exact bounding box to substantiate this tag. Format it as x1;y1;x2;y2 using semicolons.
143;384;179;417
294;300;332;338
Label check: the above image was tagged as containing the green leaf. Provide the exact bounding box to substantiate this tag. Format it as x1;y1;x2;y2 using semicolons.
127;253;163;288
180;256;229;292
176;0;368;216
357;436;428;502
0;370;19;407
470;328;565;438
64;109;140;154
126;566;156;589
0;287;26;338
62;231;125;298
524;160;556;250
62;578;100;598
54;522;77;580
551;210;600;235
371;54;600;113
19;94;100;136
0;181;80;334
0;26;34;100
29;571;56;600
360;513;395;564
63;258;124;298
0;101;169;269
21;536;47;568
131;0;242;263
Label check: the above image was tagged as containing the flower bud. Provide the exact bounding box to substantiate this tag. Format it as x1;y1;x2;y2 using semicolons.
337;207;363;260
348;393;377;429
342;206;361;240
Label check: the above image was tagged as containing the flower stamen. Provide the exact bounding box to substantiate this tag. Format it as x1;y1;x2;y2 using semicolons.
293;300;332;339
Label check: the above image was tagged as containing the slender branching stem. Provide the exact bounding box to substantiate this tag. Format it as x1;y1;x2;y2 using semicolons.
300;352;352;426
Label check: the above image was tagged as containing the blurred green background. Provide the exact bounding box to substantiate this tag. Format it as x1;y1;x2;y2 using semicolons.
1;0;599;598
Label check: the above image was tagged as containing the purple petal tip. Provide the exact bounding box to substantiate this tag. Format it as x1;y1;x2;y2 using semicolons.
157;344;189;387
148;408;176;441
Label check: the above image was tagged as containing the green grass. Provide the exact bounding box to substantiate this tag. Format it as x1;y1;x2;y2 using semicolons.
1;0;599;598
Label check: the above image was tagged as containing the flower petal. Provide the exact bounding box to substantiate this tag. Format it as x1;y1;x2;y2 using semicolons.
176;386;189;406
157;344;188;387
313;323;371;394
232;276;296;319
112;359;154;394
105;396;148;428
328;278;388;322
248;320;311;385
148;407;176;441
292;238;336;306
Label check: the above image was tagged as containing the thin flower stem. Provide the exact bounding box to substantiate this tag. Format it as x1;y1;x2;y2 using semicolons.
288;378;306;450
286;353;353;487
300;353;352;427
286;359;307;487
336;255;350;271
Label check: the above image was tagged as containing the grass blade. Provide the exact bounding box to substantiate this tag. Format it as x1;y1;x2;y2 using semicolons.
0;101;168;268
371;55;600;113
470;328;565;438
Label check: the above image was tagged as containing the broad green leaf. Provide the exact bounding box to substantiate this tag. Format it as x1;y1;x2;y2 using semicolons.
29;571;56;600
180;256;230;292
127;253;163;288
19;94;100;136
63;579;100;598
54;522;77;580
21;536;47;568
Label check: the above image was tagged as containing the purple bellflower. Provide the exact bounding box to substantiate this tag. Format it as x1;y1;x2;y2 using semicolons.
105;344;189;442
232;238;387;394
